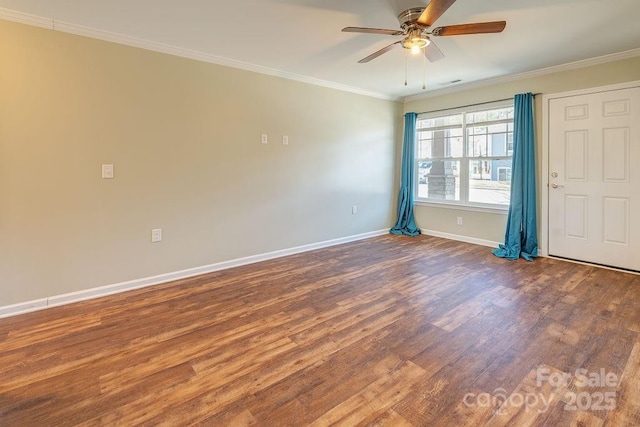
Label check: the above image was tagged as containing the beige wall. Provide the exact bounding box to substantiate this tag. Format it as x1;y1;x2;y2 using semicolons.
404;56;640;244
0;20;402;306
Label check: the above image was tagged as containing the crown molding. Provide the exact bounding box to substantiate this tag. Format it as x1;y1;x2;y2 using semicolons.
0;6;52;28
403;48;640;103
0;8;398;102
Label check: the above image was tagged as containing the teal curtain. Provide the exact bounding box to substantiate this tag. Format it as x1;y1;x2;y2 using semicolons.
390;113;421;236
493;93;538;261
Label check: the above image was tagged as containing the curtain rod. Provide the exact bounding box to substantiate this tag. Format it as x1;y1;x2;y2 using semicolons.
415;93;541;115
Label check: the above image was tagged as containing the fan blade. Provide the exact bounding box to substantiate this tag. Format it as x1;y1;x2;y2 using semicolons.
342;27;404;36
431;21;506;36
417;0;457;27
358;41;401;63
424;41;445;62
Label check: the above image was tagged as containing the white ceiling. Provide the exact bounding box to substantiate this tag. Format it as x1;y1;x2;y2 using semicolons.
1;0;639;100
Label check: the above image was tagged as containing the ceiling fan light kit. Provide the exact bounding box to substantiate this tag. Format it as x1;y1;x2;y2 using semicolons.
401;28;431;54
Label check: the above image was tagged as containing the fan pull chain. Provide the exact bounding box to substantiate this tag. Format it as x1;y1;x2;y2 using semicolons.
422;50;427;90
404;48;408;86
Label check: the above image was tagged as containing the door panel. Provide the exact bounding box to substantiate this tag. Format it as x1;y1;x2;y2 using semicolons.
565;130;588;180
603;197;628;244
602;127;629;182
564;195;588;239
548;87;640;270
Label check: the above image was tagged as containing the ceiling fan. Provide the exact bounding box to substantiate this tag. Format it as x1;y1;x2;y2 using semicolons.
342;0;506;63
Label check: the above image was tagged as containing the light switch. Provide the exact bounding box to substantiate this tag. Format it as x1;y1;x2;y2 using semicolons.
102;164;114;179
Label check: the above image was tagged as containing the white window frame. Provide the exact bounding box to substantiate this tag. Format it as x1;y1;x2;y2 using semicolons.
414;100;514;212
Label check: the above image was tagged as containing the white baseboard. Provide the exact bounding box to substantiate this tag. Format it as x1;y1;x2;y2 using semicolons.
421;229;501;249
0;229;389;319
0;299;49;319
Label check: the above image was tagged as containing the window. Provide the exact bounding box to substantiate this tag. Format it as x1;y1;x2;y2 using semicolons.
497;167;512;182
416;102;514;209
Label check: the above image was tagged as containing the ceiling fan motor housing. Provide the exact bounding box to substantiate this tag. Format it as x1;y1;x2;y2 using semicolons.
398;7;427;30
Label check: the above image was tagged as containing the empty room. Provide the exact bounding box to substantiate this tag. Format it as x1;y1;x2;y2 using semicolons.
1;0;640;425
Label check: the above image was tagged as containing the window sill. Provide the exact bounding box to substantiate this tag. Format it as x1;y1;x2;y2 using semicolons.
415;200;509;215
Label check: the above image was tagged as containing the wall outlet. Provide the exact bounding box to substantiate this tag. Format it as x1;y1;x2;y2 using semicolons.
151;228;162;243
261;133;268;144
352;205;358;215
102;164;114;179
456;217;463;226
282;135;289;145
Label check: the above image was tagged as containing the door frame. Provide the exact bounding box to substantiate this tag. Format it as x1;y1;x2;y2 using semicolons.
541;80;640;258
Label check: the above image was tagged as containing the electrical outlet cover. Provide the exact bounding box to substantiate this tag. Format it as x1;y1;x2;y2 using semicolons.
151;228;162;242
102;164;114;179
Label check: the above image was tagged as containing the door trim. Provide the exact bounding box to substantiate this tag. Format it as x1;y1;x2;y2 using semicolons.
541;80;640;258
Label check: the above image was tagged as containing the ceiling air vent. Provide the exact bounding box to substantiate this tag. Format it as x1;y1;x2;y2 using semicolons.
439;79;462;86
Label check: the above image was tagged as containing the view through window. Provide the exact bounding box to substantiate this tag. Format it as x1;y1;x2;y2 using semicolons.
416;102;514;208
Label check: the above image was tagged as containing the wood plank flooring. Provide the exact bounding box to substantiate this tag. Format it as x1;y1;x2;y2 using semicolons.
0;235;639;426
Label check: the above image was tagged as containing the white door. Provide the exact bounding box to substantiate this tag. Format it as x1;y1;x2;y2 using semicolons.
548;86;640;271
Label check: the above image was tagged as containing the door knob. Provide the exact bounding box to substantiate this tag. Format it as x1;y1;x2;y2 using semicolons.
551;183;564;189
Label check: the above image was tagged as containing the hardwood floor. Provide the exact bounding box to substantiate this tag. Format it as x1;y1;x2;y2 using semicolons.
1;235;639;426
